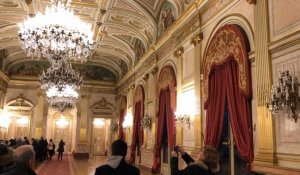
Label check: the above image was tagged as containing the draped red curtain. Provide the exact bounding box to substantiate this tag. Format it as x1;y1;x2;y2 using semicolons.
118;109;125;140
152;88;176;173
205;59;253;166
129;101;143;164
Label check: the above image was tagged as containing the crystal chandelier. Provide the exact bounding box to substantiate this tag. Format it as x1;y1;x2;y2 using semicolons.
56;115;69;128
266;70;300;122
16;116;29;127
40;61;82;90
40;61;82;111
18;0;93;62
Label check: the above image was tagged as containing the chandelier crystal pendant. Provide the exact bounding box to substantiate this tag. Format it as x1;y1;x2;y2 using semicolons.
40;60;82;111
18;0;94;62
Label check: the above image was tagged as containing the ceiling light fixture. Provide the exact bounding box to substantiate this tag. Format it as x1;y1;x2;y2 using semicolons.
18;0;94;63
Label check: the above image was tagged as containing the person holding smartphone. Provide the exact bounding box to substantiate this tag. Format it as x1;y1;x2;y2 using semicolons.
170;145;220;175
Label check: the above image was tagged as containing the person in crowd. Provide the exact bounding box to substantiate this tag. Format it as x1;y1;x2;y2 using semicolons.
243;171;265;175
37;137;44;162
48;139;55;160
0;143;14;173
170;145;220;175
24;137;30;145
57;140;65;160
3;145;37;175
94;139;140;175
43;138;49;160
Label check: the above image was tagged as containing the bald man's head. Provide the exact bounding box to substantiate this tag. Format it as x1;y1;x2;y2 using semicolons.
14;145;35;168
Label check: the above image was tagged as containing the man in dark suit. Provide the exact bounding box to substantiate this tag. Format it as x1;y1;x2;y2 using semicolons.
95;139;140;175
3;145;37;175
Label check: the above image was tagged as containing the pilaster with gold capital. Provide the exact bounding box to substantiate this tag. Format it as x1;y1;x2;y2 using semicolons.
253;0;276;164
174;47;184;146
190;34;202;148
0;77;8;109
78;94;90;143
34;89;46;138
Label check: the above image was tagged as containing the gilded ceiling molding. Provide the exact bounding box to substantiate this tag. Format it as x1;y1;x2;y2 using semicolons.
190;32;203;46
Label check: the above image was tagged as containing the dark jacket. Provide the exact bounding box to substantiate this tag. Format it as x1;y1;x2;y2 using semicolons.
171;152;213;175
94;156;140;175
3;162;37;175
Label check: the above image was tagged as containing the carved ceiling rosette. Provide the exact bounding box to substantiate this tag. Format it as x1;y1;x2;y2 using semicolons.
203;25;251;107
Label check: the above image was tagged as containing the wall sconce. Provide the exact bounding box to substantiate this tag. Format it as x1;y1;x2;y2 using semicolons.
0;112;11;130
122;113;133;131
56;115;69;128
266;70;300;122
175;111;191;129
93;118;105;128
16;116;29;127
110;122;118;132
141;114;151;131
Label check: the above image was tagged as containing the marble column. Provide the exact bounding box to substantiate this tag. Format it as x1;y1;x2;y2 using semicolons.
253;0;277;164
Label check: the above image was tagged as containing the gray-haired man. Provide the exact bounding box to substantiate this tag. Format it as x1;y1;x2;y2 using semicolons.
4;145;37;175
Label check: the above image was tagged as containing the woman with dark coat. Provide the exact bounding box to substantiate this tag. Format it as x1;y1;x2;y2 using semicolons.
57;140;65;160
171;145;220;175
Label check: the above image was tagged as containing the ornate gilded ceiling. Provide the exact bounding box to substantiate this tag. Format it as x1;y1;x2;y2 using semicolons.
0;0;194;82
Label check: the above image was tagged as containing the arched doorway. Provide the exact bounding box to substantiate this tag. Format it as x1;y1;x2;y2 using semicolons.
152;65;176;174
203;24;253;174
129;85;145;164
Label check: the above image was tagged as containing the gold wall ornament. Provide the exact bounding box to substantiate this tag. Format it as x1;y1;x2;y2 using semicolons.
190;32;203;46
96;22;102;27
151;67;158;75
173;47;184;58
25;0;32;5
143;73;149;81
246;0;256;4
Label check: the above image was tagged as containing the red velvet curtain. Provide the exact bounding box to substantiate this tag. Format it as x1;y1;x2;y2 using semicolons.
205;59;253;166
152;88;176;173
129;101;143;164
118;109;125;140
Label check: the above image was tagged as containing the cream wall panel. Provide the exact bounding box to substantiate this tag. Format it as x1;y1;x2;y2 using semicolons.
183;47;194;84
272;47;300;169
269;0;300;42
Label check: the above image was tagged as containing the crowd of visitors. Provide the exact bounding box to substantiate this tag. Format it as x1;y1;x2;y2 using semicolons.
1;137;265;175
0;137;65;174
